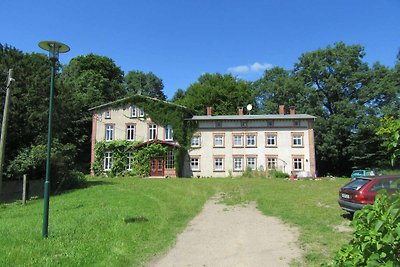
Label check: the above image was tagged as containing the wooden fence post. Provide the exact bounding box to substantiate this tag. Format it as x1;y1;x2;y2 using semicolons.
22;174;27;204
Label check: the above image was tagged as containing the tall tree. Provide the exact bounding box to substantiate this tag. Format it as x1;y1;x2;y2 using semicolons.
252;67;312;114
293;42;371;175
60;54;126;169
176;73;254;115
124;70;166;100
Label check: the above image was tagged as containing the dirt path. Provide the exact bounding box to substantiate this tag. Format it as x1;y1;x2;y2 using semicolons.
148;196;303;267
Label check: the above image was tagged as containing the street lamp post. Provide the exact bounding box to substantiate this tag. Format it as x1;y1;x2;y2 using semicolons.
38;41;70;238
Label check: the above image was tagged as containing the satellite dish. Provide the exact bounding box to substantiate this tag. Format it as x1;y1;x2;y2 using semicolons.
246;104;253;111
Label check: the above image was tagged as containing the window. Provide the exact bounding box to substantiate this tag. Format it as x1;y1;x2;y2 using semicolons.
191;135;201;147
105;124;114;141
293;157;303;171
131;105;137;117
214;157;224;171
165;125;173;141
246;133;257;147
105;110;111;119
148;124;157;140
104;152;112;171
233;134;244;147
126;124;135;141
166;150;174;169
190;157;200;171
292;133;304;147
265;133;277;147
246;156;257;170
139;107;145;117
213;134;225;147
127;152;133;170
266;157;277;170
233;156;244;171
293;121;300;126
241;121;248;128
267;121;274;127
215;121;222;128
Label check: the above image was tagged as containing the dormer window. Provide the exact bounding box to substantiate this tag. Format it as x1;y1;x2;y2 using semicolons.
139;107;145;117
105;110;111;119
131;105;137;117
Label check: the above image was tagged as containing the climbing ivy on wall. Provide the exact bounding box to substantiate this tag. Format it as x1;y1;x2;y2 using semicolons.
94;140;167;176
93;95;198;177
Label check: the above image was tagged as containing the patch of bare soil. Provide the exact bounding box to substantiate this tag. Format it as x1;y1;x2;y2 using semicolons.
147;197;303;267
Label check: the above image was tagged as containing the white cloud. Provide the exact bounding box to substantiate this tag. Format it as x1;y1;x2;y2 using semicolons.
250;62;273;72
227;62;273;74
227;65;250;73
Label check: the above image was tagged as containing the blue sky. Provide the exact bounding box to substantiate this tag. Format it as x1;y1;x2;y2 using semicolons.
1;0;399;99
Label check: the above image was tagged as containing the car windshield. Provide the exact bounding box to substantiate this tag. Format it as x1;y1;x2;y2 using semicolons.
342;179;370;190
352;171;363;175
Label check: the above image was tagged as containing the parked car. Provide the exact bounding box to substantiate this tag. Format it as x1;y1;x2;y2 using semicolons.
350;169;375;179
338;176;400;213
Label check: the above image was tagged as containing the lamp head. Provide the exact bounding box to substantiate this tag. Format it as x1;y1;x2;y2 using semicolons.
38;41;70;61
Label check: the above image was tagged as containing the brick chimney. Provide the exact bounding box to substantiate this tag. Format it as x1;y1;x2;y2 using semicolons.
289;106;296;115
279;105;285;115
206;106;212;116
238;107;244;115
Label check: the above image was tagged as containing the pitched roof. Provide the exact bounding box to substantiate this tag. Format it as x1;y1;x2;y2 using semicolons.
88;94;191;113
187;114;316;121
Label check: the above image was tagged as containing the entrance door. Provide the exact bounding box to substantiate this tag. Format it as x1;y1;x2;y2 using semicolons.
150;157;164;176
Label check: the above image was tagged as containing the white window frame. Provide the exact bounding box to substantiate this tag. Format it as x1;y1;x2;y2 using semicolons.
246;156;257;170
233;156;244;171
293;157;304;171
148;124;157;140
166;150;174;169
292;134;303;147
105;110;111;119
190;157;200;171
165;125;173;141
213;134;225;147
105;124;114;141
127;152;133;170
265;133;277;147
213;157;224;171
246;134;257;147
104;152;112;171
131;105;137;117
139;107;145;117
126;124;135;141
266;157;277;170
233;134;244;147
191;135;201;147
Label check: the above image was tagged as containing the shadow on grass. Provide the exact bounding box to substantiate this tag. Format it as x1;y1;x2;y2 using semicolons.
341;212;354;221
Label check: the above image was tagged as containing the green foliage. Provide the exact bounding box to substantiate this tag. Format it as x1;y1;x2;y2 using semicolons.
175;73;255;115
241;167;266;178
267;169;290;179
108;94;196;148
94;140;168;177
332;192;400;266
376;116;400;166
124;70;166;100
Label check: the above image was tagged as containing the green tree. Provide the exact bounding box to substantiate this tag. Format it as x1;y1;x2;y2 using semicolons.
60;54;126;170
124;70;166;100
176;73;254;115
171;88;185;102
252;67;312;114
376;116;400;166
293;42;371;175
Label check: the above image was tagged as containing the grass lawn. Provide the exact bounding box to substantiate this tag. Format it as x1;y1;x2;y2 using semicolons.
0;177;352;266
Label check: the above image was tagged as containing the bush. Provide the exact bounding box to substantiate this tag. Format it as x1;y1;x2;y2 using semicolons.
241;167;266;178
267;169;290;179
332;192;400;266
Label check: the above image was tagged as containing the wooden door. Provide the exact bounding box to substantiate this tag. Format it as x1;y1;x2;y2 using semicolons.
150;157;164;176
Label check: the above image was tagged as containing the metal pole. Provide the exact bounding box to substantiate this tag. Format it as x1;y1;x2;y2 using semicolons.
42;60;56;238
0;69;14;200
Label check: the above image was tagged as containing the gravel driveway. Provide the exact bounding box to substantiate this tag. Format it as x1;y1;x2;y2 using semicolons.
148;196;303;267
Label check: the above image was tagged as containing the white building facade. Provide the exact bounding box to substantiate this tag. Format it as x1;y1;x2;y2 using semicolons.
183;107;316;178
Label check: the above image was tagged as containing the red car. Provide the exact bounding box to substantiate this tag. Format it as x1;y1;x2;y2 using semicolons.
338;176;400;213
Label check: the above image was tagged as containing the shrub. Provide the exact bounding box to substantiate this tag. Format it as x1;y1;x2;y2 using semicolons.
332;192;400;266
267;169;290;179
